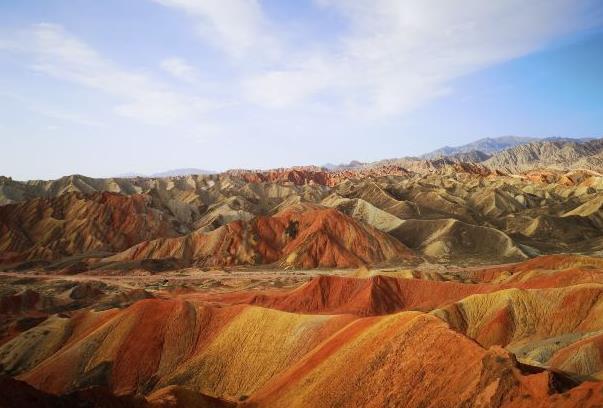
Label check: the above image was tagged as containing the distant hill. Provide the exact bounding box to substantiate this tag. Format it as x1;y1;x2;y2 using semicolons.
114;172;146;178
484;138;603;172
322;160;364;171
422;136;596;161
447;150;492;163
116;168;215;178
150;168;215;177
421;136;540;159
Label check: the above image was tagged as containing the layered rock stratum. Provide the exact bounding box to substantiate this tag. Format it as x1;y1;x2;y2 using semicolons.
1;137;603;407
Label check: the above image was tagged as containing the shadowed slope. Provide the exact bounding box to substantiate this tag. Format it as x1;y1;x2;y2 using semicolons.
0;192;178;263
0;375;150;408
390;218;527;262
0;375;233;408
147;386;235;407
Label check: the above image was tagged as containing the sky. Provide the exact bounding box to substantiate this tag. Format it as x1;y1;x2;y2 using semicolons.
1;0;603;180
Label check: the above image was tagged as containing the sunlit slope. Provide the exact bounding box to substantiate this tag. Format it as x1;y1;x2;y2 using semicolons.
106;207;414;268
4;299;354;398
434;283;603;379
249;311;603;408
184;261;603;316
1;256;603;405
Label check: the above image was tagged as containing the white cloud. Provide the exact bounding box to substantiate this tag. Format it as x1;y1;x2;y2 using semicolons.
33;106;107;128
160;57;200;82
243;58;333;109
4;1;600;139
0;90;106;127
11;23;216;125
241;0;599;116
152;0;279;58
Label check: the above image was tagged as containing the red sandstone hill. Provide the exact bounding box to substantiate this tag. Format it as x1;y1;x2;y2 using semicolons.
226;165;413;187
3;297;602;407
0;192;178;264
105;206;414;268
466;254;603;283
187;264;603;316
226;167;331;186
3;256;603;406
192;275;494;315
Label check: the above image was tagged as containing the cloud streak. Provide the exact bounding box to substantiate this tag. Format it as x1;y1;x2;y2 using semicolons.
9;23;216;125
152;0;279;59
155;0;601;117
239;0;601;116
160;57;200;82
2;1;601;142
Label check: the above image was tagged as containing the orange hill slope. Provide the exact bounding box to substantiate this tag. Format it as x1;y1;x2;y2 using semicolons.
0;191;178;264
433;283;603;379
248;311;603;408
188;275;498;315
184;263;603;316
3;260;603;406
5;299;356;398
4;298;603;407
465;254;603;284
105;206;414;268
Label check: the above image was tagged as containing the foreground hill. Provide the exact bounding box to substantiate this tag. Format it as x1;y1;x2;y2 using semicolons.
2;256;603;406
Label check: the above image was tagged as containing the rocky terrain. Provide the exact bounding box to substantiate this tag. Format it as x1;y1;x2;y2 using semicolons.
421;135;541;158
1;162;602;270
420;136;595;159
2;256;603;407
483;139;603;173
1;136;603;407
370;137;603;173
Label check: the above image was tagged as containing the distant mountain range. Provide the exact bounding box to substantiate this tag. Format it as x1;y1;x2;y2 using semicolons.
421;136;540;159
418;136;603;172
421;136;596;159
151;168;215;177
321;136;601;173
322;160;365;170
6;136;602;185
483;138;603;172
116;168;215;178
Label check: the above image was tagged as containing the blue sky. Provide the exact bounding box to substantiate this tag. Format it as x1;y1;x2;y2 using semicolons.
1;0;602;180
